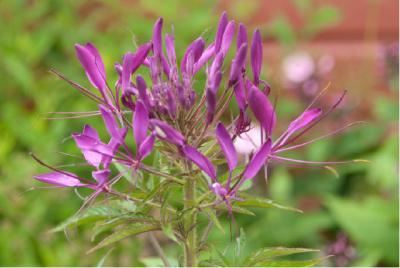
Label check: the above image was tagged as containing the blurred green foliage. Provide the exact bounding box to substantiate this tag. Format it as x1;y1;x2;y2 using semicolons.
0;0;397;266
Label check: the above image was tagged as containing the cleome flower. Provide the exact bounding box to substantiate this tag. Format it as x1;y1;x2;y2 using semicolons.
33;11;361;214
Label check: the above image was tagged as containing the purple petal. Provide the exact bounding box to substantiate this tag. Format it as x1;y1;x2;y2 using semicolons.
75;43;106;91
165;34;177;67
99;105;126;144
278;108;322;146
220;20;235;56
229;43;248;85
152;18;163;57
193;43;215;73
242;138;271;180
216;122;237;172
251;29;262;85
34;171;85;187
181;37;205;74
92;169;110;185
215;11;228;53
287;108;322;134
138;132;156;161
248;86;276;136
85;43;106;80
73;130;111;168
209;52;224;79
102;128;128;169
82;124;100;140
133;100;149;148
237;23;248;50
150;119;185;146
182;145;216;180
136;75;151;110
121;43;152;92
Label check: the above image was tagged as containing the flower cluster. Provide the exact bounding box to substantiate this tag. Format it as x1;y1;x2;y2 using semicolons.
34;12;352;212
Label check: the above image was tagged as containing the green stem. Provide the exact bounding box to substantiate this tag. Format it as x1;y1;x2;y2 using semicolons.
183;164;197;267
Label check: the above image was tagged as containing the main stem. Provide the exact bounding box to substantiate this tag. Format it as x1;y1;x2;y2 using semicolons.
183;165;197;267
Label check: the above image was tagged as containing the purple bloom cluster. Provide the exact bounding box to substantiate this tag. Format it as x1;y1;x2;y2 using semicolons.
34;12;352;211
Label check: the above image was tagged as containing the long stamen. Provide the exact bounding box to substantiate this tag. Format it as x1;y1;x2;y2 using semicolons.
274;121;367;153
274;90;347;150
50;69;106;104
270;155;361;165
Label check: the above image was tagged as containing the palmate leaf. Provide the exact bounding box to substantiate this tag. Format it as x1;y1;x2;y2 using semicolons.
51;200;138;232
235;194;303;213
88;222;160;253
244;247;320;266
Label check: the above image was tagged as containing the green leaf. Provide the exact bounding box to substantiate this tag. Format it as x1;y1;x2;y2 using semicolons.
256;257;326;267
204;209;225;234
51;200;138;232
245;247;320;266
88;222;160;253
96;248;114;267
215;204;255;216
236;194;303;213
91;214;155;241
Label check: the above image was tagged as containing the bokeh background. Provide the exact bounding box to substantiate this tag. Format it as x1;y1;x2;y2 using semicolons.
0;0;398;266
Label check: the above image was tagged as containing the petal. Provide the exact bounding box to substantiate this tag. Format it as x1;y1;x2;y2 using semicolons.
248;86;276;136
278;108;322;146
92;169;110;185
102;128;127;169
150;119;185;146
133;100;149;148
181;37;205;74
75;43;106;90
165;33;177;67
193;43;215;73
34;171;85;187
229;43;248;85
82;124;100;140
122;43;152;91
85;43;106;80
251;29;262;85
136;75;151;110
220;20;235;56
138;132;156;161
99;105;124;143
182;145;216;180
242;138;271;180
152;18;163;57
237;23;248;50
215;11;228;53
216;122;237;172
72;133;111;168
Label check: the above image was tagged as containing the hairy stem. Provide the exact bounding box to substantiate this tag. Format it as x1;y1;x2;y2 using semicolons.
183;163;197;267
